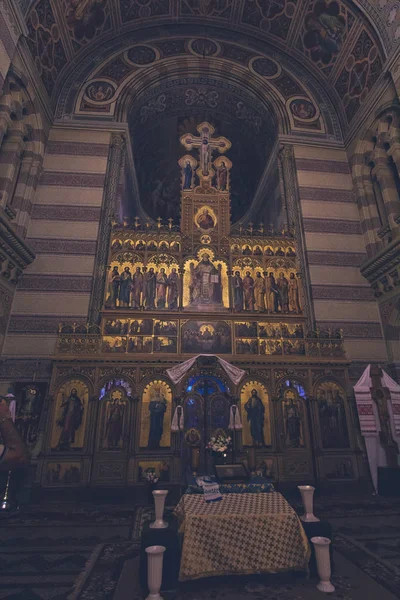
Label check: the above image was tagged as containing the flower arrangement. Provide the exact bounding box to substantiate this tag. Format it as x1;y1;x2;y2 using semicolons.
206;433;232;458
143;467;159;485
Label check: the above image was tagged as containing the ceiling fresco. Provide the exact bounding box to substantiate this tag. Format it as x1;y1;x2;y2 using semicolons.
22;0;389;126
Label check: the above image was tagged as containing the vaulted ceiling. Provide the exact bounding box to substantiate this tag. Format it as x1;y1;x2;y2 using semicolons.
18;0;396;130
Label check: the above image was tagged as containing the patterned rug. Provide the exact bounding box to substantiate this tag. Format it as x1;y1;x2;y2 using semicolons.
2;496;400;600
0;504;137;600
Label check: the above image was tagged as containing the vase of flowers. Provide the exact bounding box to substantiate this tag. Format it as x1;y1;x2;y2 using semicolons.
143;468;159;504
206;433;232;466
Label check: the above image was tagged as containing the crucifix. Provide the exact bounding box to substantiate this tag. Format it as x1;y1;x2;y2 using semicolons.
180;122;231;178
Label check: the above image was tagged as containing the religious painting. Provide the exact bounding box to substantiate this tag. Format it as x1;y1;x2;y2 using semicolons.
104;319;129;335
102;336;127;353
139;380;172;449
283;339;306;356
316;381;349;448
128;336;153;353
282;388;305;449
182;249;229;308
129;319;153;335
236;338;258;355
259;339;283;355
45;462;82;486
324;457;354;479
182;320;232;354
138;460;171;483
100;386;129;450
14;382;47;449
143;263;180;310
258;323;281;338
51;380;89;451
154;320;177;336
289;99;316;120
281;323;304;338
65;0;107;42
240;381;271;447
153;337;178;353
303;1;346;66
235;322;257;338
255;458;276;480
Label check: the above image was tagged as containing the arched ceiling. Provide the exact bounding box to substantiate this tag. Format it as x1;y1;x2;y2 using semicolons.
20;0;391;129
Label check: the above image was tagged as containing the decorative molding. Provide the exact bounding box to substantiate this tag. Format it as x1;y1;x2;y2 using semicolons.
295;158;350;174
32;205;102;222
87;134;125;324
8;315;86;333
299;187;355;203
307;251;366;267
278;144;315;329
46;141;110;157
28;238;97;255
312;285;374;301
303;219;361;235
317;321;383;339
0;211;35;269
17;274;92;292
40;172;105;188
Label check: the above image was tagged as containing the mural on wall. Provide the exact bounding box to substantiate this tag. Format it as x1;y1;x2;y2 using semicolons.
335;29;383;122
51;379;89;451
299;0;355;72
101;386;129;450
241;0;297;41
138;460;171;482
64;0;111;45
240;381;271;447
139;380;172;449
14;382;47;449
119;0;171;22
26;0;68;96
45;462;82;485
181;0;233;18
182;249;229;308
182;320;232;354
316;380;349;448
289;98;317;121
282;387;305;449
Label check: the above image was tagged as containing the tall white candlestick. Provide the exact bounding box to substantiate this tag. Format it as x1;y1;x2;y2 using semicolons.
311;536;335;593
298;485;319;522
150;490;168;529
145;545;166;600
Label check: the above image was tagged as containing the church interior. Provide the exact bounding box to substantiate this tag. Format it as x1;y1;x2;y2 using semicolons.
0;0;400;599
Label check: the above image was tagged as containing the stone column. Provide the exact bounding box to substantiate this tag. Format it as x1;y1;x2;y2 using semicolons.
87;133;126;324
278;144;315;329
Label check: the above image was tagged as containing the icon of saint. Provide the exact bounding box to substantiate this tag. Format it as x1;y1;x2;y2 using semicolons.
197;208;215;230
244;389;265;447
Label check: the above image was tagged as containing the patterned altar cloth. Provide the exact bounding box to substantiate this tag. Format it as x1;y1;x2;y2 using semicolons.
174;492;310;581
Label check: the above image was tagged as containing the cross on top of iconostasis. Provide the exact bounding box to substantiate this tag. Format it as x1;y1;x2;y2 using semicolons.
180;122;231;178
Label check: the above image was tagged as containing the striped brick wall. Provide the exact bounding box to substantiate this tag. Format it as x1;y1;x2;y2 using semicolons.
5;127;111;357
294;144;387;362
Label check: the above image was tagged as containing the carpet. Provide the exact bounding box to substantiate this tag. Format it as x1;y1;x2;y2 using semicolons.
0;504;137;600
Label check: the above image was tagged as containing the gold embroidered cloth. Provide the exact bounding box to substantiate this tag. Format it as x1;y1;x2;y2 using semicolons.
174;492;310;581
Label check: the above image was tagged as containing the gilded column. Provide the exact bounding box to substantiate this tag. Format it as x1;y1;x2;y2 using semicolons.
88;134;126;324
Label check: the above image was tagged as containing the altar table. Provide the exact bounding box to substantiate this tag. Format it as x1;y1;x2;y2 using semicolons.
174;491;310;581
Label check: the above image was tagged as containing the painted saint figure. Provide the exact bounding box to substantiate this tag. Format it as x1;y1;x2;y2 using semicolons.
244;389;265;447
148;391;167;449
144;267;156;309
57;388;84;450
232;271;243;311
119;267;132;307
197;208;215;230
277;272;289;312
253;272;265;312
243;271;255;311
167;268;179;309
105;398;124;449
183;161;193;189
131;267;144;309
156;268;169;308
106;266;120;308
217;162;228;190
190;254;222;305
285;400;302;448
288;273;301;313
